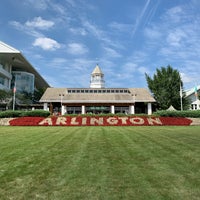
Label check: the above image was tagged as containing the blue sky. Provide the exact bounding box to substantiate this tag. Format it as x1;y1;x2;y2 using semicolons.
1;0;200;90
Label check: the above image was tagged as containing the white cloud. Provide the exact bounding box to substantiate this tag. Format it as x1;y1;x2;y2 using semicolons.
25;0;48;10
9;21;42;37
180;72;193;83
108;22;132;32
138;66;150;74
166;29;187;47
69;28;87;36
67;43;88;55
82;20;102;39
82;19;123;50
25;17;54;30
33;37;61;50
165;6;183;23
144;26;162;39
103;47;122;58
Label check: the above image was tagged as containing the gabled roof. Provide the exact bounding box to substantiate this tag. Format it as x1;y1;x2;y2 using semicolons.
40;87;156;103
92;64;103;75
185;85;200;97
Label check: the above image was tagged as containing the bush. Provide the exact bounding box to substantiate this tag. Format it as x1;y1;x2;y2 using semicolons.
20;110;50;117
0;110;22;118
0;110;50;118
154;110;200;118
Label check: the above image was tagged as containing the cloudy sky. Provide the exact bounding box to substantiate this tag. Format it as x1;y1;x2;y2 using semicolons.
1;0;200;90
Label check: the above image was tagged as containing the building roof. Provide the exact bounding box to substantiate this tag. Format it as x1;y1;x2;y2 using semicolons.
40;87;156;103
0;41;49;89
0;41;20;53
91;64;103;75
185;85;200;97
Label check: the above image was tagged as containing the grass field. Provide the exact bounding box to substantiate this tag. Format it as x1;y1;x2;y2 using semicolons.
0;126;200;200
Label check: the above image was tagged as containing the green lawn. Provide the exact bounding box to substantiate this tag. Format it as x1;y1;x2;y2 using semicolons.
0;126;200;200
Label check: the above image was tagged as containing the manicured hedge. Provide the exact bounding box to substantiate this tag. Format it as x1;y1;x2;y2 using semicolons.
0;110;50;118
0;110;22;118
154;110;200;118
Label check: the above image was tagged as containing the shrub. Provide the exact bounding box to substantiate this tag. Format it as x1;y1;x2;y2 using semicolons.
154;110;200;118
20;110;50;117
0;110;50;118
0;110;21;118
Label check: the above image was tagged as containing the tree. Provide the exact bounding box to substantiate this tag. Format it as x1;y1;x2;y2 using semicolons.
145;65;189;110
0;89;12;110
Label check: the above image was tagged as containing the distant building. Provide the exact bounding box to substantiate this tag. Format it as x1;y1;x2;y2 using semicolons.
0;41;49;93
185;86;200;110
40;65;156;115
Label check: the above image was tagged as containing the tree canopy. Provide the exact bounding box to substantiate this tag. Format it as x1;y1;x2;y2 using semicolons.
145;65;189;110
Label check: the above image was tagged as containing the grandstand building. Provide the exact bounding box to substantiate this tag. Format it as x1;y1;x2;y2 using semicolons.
40;65;156;115
0;41;49;93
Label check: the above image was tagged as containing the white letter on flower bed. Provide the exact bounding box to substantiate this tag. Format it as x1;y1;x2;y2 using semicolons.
147;117;162;125
71;117;79;125
90;117;103;125
130;117;144;125
82;117;87;125
56;117;67;125
118;117;128;124
39;118;53;125
107;117;118;125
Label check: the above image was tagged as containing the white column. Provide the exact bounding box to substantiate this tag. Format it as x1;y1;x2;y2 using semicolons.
61;105;66;115
111;105;115;114
129;105;135;114
81;105;86;114
147;102;152;115
43;103;48;111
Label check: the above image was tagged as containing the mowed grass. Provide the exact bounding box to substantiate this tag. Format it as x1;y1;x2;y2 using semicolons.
0;126;200;200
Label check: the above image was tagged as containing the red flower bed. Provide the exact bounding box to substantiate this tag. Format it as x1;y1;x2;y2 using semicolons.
9;117;45;126
8;116;193;126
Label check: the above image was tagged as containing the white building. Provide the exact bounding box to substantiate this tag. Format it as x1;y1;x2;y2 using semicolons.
185;85;200;110
40;65;156;115
0;41;49;93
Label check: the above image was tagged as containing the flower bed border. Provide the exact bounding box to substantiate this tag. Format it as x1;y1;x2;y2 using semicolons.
0;116;196;126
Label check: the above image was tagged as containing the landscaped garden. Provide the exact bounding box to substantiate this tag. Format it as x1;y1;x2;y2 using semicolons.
1;109;200;126
0;126;199;199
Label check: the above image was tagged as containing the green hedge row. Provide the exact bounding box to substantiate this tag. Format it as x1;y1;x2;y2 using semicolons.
0;110;50;118
1;110;200;118
154;110;200;118
63;113;149;117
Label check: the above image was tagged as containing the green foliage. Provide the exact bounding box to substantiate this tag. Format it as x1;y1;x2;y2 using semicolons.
63;113;149;117
154;110;200;118
0;110;50;118
145;65;190;110
33;88;46;102
0;110;21;118
20;110;50;117
0;89;10;101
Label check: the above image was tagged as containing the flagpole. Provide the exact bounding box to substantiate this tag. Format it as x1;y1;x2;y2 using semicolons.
13;82;16;111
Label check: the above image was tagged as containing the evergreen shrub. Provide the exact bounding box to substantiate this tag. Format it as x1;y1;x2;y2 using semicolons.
154;110;200;118
0;110;50;118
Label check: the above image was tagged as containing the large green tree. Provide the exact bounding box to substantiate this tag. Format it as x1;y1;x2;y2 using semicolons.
145;65;189;110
